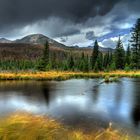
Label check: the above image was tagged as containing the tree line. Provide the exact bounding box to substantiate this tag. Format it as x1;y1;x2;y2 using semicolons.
37;18;140;72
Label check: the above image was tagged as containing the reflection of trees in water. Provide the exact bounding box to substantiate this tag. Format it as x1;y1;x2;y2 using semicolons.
132;106;140;127
91;80;100;102
131;82;140;127
92;86;99;102
114;82;123;108
132;95;140;127
41;83;51;106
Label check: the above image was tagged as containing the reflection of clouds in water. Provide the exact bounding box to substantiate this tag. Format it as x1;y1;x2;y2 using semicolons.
55;96;88;110
0;93;49;115
50;93;125;123
91;81;133;124
0;79;139;133
10;97;39;112
0;80;133;124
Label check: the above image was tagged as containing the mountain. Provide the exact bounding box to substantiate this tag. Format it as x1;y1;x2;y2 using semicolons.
0;38;12;43
0;34;114;53
88;45;114;53
0;34;115;62
14;34;67;48
99;47;114;53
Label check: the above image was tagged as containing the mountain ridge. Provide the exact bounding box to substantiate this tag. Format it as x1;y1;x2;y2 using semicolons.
0;38;12;43
0;34;114;52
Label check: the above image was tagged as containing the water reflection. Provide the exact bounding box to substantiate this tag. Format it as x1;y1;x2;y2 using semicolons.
0;79;139;133
131;79;140;128
41;83;50;106
115;82;123;106
92;83;100;102
132;106;140;127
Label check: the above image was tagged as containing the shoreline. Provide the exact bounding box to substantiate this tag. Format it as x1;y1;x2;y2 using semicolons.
0;71;139;81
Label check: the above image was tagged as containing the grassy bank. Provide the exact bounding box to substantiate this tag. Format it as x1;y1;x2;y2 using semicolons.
0;113;138;140
0;71;139;80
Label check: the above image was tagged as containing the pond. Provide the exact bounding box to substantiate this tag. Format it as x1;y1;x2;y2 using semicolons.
0;78;139;134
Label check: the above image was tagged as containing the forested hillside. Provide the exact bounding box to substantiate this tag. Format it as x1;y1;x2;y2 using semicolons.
0;42;92;71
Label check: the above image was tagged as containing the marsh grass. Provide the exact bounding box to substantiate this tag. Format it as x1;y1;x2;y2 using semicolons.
0;113;138;140
0;71;139;81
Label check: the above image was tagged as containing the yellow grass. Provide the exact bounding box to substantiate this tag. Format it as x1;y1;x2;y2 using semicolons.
0;113;138;140
0;71;139;80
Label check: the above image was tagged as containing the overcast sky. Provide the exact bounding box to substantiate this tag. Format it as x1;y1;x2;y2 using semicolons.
0;0;139;48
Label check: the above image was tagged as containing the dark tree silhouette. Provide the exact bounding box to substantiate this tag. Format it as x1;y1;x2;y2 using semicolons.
130;18;140;69
115;36;125;69
91;40;99;69
37;41;50;71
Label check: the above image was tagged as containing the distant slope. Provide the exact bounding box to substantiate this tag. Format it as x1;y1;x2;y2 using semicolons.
0;34;114;53
0;43;43;60
14;34;67;49
0;34;115;61
99;47;114;53
88;46;114;53
0;38;12;43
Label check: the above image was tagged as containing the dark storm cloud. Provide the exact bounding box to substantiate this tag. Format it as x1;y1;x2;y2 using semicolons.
0;0;140;40
60;37;68;43
0;0;121;29
86;31;96;40
56;28;81;37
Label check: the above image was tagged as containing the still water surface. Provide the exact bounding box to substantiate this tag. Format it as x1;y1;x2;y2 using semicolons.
0;78;139;133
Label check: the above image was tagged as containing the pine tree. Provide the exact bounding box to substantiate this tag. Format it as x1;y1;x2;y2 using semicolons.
109;53;116;71
125;44;131;66
103;51;110;69
91;40;99;69
84;55;89;72
68;55;74;70
37;41;50;71
97;52;103;71
130;18;140;69
115;36;125;69
79;53;84;71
